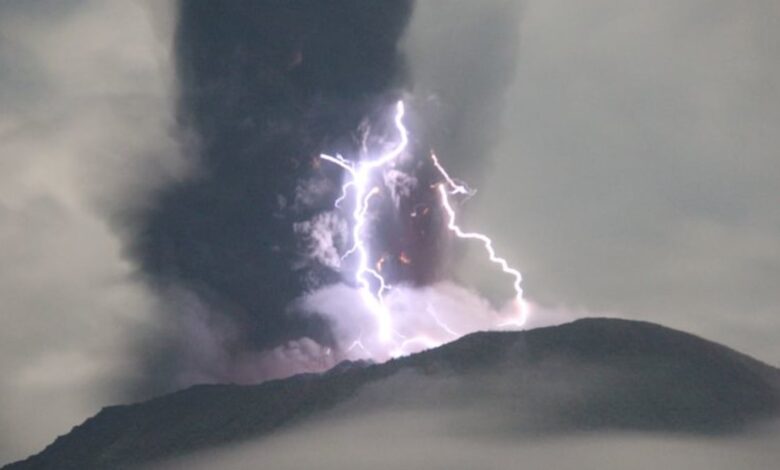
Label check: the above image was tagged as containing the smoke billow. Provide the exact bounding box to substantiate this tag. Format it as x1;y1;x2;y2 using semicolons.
128;0;417;391
278;0;540;368
295;282;573;365
129;0;557;386
0;3;557;460
0;2;549;431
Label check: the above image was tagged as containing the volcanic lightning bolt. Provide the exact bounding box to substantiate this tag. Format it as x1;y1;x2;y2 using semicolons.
320;101;409;345
435;176;529;328
320;100;528;358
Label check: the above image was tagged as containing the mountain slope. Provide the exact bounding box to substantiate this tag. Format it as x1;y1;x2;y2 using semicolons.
6;318;780;469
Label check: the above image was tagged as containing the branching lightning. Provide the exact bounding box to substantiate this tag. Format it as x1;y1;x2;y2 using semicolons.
436;181;529;327
434;148;529;326
319;100;528;359
427;303;459;337
431;152;474;197
320;101;408;345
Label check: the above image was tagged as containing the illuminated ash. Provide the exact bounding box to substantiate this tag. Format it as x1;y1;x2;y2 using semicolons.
319;101;409;346
317;100;529;361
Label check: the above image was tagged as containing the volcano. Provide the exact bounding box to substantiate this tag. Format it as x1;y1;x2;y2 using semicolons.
6;318;780;469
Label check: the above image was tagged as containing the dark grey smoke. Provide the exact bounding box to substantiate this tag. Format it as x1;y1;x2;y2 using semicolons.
126;0;535;395
129;0;415;394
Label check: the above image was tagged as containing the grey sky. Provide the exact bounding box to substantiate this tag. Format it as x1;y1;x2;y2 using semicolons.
407;0;780;363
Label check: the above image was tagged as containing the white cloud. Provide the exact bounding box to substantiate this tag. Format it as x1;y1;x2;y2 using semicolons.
298;281;574;363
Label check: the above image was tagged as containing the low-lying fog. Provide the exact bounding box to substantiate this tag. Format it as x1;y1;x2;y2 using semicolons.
152;369;780;470
153;411;780;470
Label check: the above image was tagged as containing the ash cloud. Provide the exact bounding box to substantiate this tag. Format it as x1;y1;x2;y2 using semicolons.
295;282;573;364
293;211;349;271
124;0;416;394
123;0;551;391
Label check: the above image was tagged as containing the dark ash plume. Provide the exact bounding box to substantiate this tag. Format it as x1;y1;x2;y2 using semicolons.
130;0;414;393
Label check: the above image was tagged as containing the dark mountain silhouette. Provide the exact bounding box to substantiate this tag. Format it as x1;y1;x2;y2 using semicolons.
6;318;780;469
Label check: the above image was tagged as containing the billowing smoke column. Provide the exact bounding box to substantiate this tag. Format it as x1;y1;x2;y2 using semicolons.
132;0;415;390
132;0;551;388
315;100;529;361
